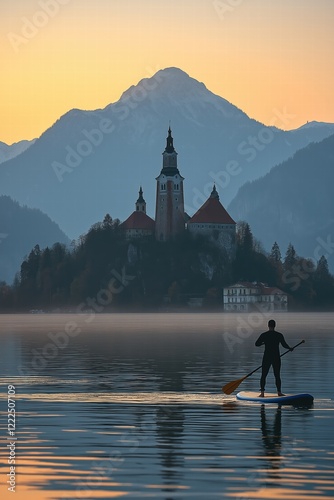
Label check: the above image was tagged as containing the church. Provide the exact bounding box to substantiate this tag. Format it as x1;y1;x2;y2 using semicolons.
120;127;236;252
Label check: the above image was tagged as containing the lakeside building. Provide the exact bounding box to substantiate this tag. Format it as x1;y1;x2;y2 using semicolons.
223;282;288;312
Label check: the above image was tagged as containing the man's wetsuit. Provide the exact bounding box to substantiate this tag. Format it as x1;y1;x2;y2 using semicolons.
255;330;291;393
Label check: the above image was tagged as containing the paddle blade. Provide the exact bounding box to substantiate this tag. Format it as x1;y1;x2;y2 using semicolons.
222;376;246;395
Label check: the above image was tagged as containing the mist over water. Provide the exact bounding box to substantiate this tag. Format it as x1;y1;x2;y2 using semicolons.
0;313;333;499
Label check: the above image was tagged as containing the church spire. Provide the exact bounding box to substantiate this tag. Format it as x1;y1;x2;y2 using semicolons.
155;126;185;241
136;186;146;213
210;184;219;200
161;127;179;174
165;126;175;154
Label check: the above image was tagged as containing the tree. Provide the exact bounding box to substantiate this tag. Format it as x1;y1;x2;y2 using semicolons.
269;241;283;286
270;242;282;263
19;244;41;306
237;221;254;254
102;213;113;229
313;255;334;309
284;243;297;270
315;255;331;281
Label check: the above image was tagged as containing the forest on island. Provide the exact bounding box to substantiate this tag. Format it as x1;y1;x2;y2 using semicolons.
1;214;334;312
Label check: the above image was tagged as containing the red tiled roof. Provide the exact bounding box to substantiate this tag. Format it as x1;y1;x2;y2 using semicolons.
188;197;236;225
226;282;286;295
229;282;258;288
120;211;155;231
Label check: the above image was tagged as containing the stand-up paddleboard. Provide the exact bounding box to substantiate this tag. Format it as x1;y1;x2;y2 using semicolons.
236;391;314;406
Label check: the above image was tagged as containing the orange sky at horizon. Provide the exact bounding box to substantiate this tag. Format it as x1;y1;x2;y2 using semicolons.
1;0;334;144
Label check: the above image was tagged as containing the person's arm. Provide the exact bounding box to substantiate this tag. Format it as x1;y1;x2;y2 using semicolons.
279;333;293;350
255;333;264;346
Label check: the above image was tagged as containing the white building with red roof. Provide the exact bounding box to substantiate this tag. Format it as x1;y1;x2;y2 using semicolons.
223;282;288;311
187;185;236;253
120;187;155;239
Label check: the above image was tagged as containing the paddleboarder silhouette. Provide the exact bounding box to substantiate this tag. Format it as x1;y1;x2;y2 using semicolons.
255;319;293;397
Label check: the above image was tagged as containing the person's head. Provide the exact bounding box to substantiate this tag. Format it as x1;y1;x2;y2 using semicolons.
268;319;276;330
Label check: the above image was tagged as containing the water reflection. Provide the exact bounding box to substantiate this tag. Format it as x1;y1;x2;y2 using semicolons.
260;405;282;467
0;313;334;499
156;405;185;487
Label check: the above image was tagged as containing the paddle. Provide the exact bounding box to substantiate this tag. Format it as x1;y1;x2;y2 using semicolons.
222;340;305;395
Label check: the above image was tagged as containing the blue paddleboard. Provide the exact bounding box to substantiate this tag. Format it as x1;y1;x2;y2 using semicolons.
236;391;314;406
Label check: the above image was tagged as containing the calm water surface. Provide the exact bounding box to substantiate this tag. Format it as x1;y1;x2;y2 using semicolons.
0;312;334;500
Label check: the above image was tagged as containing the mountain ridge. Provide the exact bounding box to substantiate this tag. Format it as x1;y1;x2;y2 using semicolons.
0;139;36;164
228;133;334;269
0;195;70;284
1;67;334;239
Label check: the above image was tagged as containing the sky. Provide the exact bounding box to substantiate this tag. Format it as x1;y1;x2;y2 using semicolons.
1;0;334;144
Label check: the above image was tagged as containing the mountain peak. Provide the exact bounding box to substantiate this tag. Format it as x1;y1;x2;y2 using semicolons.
116;66;245;123
156;67;190;78
119;66;205;101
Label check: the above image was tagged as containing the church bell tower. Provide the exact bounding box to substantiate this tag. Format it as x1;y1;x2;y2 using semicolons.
155;127;185;241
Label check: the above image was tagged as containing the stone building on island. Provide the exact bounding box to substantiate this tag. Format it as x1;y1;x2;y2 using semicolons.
187;184;236;253
120;127;236;254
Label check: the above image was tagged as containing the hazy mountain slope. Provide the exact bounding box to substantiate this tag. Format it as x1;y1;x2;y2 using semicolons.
228;134;334;268
0;67;334;238
0;139;35;164
0;196;70;283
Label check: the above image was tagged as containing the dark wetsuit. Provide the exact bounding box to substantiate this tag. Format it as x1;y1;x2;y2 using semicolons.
255;330;291;392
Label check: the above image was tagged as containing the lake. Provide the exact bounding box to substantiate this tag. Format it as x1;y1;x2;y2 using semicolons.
0;312;334;499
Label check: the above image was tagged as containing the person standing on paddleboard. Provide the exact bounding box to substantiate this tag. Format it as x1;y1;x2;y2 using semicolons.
255;319;293;397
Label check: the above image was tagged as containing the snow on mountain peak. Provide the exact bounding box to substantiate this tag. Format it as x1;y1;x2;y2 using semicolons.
116;66;245;122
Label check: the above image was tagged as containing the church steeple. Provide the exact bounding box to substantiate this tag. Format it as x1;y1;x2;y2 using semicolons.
162;126;179;174
210;184;219;200
136;186;146;213
155;127;185;241
165;126;175;153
